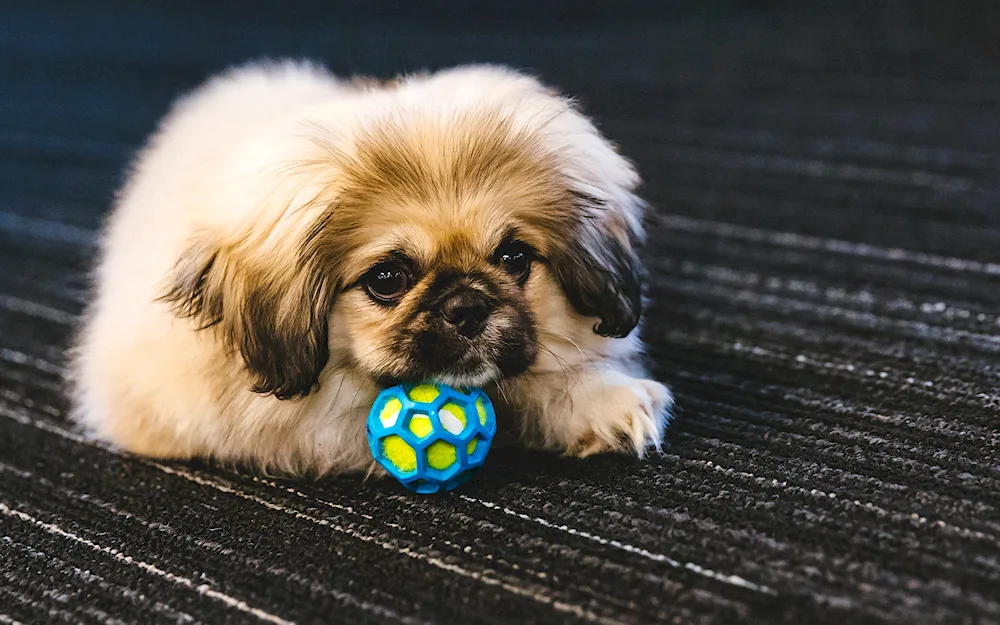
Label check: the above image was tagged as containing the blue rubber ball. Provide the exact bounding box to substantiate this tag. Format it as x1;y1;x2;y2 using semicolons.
367;382;497;494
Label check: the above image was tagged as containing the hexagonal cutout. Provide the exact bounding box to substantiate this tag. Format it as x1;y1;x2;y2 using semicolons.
380;434;417;473
425;440;457;471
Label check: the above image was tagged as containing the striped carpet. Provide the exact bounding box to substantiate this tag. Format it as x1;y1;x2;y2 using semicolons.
2;2;999;623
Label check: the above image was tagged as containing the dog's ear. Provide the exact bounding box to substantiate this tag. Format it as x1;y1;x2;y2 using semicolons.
161;240;333;400
547;189;644;339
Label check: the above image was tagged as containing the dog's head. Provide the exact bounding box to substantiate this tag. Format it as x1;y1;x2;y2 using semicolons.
163;66;646;399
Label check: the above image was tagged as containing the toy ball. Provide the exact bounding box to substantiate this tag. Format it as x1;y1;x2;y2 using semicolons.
367;382;497;494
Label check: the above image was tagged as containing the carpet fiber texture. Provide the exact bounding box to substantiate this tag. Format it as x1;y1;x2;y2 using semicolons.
1;2;999;623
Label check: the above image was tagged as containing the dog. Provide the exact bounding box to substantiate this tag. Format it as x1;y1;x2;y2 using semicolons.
67;61;673;475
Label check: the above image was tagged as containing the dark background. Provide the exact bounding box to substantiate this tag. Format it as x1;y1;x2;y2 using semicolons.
1;1;999;623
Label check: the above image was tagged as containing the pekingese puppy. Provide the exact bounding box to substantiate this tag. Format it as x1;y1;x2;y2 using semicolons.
68;61;673;475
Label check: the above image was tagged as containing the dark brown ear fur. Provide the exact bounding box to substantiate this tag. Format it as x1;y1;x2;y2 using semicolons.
161;241;333;400
548;191;644;339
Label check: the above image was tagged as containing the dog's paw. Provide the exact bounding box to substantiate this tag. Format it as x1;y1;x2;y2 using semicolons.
564;377;673;458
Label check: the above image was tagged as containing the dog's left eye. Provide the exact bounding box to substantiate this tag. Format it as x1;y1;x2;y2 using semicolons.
364;261;411;304
493;240;533;284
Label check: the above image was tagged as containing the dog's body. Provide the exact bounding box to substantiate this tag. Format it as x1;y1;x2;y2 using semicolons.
68;61;672;475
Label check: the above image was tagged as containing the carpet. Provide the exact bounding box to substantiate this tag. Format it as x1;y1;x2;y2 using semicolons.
1;2;999;623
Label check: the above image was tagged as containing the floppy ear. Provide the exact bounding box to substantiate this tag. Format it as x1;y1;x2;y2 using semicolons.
161;240;334;400
548;189;644;339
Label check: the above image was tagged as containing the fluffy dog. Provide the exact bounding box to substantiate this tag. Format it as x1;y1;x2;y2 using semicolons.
68;61;673;475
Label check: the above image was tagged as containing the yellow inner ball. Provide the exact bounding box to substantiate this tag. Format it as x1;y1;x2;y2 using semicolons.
408;384;439;403
426;440;456;470
379;398;402;427
409;415;433;438
381;435;417;472
379;386;485;472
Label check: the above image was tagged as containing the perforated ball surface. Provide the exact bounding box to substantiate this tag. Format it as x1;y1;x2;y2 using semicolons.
366;383;497;494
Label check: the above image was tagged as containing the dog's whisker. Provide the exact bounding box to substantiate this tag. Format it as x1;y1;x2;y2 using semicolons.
494;377;512;406
539;328;585;358
536;342;584;391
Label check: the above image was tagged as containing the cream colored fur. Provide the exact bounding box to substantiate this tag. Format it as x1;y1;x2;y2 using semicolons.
68;60;673;475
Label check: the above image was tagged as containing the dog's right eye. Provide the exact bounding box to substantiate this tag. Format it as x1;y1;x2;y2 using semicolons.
364;261;410;304
493;240;533;284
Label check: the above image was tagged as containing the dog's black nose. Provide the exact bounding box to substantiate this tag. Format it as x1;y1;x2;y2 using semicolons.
440;290;491;338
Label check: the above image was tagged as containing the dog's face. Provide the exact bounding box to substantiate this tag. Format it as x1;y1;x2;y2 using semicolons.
335;228;541;389
163;67;646;399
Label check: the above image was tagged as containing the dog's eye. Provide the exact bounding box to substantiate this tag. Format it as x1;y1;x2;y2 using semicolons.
493;240;533;284
364;261;410;303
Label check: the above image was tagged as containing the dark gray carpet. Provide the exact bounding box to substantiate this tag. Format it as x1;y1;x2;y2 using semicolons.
1;2;999;623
